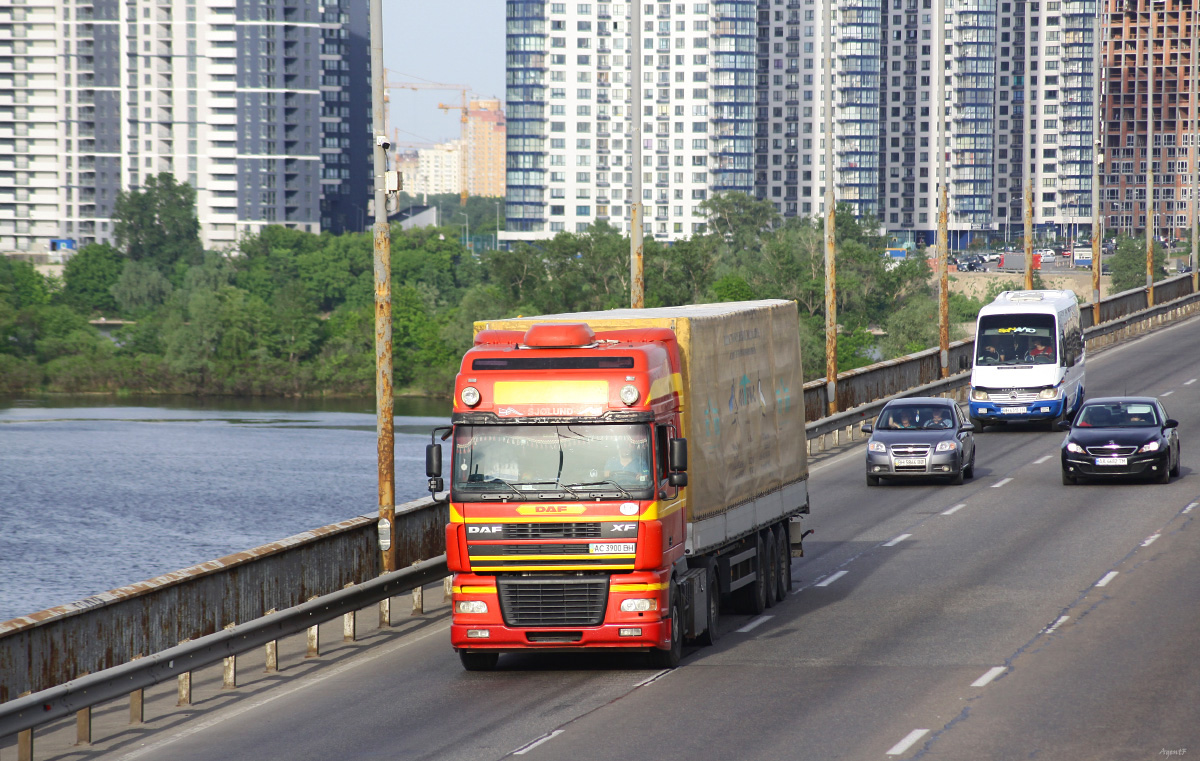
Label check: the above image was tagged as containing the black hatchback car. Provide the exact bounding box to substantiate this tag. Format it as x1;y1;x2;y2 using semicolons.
1059;397;1180;484
862;397;977;485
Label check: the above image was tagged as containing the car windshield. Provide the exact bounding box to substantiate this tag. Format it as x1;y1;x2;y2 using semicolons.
877;406;954;430
1074;403;1159;428
452;423;653;498
976;314;1057;366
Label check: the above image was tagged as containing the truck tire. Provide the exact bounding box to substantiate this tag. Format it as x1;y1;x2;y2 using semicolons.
774;526;790;602
763;534;778;608
740;534;768;615
459;651;499;671
697;566;721;646
648;581;683;669
970;416;985;432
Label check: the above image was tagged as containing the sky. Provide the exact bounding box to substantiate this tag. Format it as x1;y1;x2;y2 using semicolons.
381;1;507;149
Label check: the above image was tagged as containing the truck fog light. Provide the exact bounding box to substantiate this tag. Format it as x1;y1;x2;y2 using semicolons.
461;386;481;407
466;629;490;638
620;598;657;612
456;601;488;614
619;628;643;637
620;384;640;405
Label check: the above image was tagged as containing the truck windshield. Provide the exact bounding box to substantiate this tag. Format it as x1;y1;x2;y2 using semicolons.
976;314;1057;365
452;424;653;499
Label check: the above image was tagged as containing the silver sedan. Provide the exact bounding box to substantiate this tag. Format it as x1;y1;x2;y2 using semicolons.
862;398;977;486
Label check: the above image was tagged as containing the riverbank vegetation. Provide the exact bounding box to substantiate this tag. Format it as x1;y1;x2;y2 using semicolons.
2;174;985;397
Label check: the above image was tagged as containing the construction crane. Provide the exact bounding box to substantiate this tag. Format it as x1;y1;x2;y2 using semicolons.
385;70;471;206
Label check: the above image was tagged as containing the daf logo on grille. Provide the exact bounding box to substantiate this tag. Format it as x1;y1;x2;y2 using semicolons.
467;525;503;534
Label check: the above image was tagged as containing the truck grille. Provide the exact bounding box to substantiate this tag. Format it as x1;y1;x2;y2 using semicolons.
497;576;609;627
502;522;602;539
984;390;1040;403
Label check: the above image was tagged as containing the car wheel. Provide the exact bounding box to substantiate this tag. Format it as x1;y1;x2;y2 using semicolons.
1061;470;1076;485
459;651;499;671
1170;445;1181;478
1156;458;1171;483
866;473;880;487
963;450;976;479
950;465;964;485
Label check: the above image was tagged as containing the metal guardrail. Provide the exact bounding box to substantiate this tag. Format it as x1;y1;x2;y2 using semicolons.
2;275;1198;755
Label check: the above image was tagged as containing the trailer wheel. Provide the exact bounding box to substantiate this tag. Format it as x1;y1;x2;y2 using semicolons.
763;533;779;608
697;566;721;646
459;651;499;671
774;526;790;602
649;581;683;669
736;534;768;615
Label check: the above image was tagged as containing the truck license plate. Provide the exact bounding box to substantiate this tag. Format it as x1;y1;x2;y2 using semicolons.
590;542;636;554
1000;406;1026;414
1095;457;1128;466
894;458;927;467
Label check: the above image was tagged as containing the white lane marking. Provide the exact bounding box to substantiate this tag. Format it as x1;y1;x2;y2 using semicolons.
816;570;848;587
1096;571;1119;587
1185;379;1197;386
810;444;873;474
113;622;451;760
992;477;1013;488
1185;502;1198;514
1161;390;1175;397
736;615;774;633
1042;615;1070;634
1033;455;1053;465
1142;534;1161;547
513;730;565;755
971;666;1007;687
633;669;670;688
883;533;911;547
941;503;966;515
886;729;930;756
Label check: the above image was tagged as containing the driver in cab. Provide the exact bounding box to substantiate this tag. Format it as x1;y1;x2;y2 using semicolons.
604;435;652;484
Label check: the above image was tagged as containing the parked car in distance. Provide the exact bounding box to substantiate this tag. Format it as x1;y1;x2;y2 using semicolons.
863;397;976;486
960;254;985;272
980;251;1001;263
1035;248;1056;259
1060;397;1180;485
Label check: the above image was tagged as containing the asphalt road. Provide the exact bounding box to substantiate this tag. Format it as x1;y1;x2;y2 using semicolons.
41;317;1200;761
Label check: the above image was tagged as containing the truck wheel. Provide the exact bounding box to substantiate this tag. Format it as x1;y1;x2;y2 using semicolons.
763;534;778;608
697;566;721;646
774;526;790;602
970;416;985;432
459;651;499;671
649;582;683;669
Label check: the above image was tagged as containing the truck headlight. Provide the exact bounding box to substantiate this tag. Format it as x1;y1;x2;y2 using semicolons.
935;440;957;452
1038;387;1060;400
620;598;657;612
455;600;488;614
461;386;481;407
1066;442;1084;453
619;384;640;405
1138;441;1160;453
868;441;886;453
971;388;988;401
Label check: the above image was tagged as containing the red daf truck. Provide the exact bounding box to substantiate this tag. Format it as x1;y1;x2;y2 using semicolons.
425;300;810;670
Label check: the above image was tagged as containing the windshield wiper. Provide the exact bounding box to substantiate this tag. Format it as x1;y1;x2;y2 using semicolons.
564;479;634;498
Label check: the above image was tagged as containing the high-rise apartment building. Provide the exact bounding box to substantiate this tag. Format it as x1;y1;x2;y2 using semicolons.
1100;0;1199;239
465;98;507;197
415;140;463;196
0;0;371;254
502;1;756;244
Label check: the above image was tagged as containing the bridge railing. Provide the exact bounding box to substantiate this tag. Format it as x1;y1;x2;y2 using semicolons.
3;275;1199;755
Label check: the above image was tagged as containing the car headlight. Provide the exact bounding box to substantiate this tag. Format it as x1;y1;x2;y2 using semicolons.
620;598;658;612
1138;441;1160;453
935;440;957;452
1038;387;1060;400
455;600;488;614
971;388;988;401
868;441;886;453
1066;442;1085;453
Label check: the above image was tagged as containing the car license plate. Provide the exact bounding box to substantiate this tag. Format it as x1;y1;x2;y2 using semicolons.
590;542;635;555
1095;457;1128;466
894;458;927;467
1000;406;1026;414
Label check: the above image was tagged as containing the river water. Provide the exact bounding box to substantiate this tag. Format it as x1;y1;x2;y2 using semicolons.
0;395;449;622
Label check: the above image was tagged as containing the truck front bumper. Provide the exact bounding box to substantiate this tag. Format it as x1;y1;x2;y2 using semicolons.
969;397;1064;423
451;620;670;652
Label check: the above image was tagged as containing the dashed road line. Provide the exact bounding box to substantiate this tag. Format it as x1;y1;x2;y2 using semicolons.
1185;502;1198;514
1142;533;1161;547
1033;455;1053;465
992;477;1013;488
512;730;565;755
632;670;670;688
815;570;848;587
736;615;773;633
1042;615;1070;634
971;666;1007;687
1096;571;1119;587
1161;390;1175;397
1185;379;1197;386
941;503;966;515
883;533;911;547
886;729;930;756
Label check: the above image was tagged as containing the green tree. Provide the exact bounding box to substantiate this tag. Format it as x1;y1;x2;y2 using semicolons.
60;243;125;315
111;260;174;315
1109;235;1166;293
113;172;205;272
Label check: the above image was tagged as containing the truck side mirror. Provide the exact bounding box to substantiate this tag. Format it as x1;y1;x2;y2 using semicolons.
669;438;688;472
668;472;688;487
426;443;442;478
